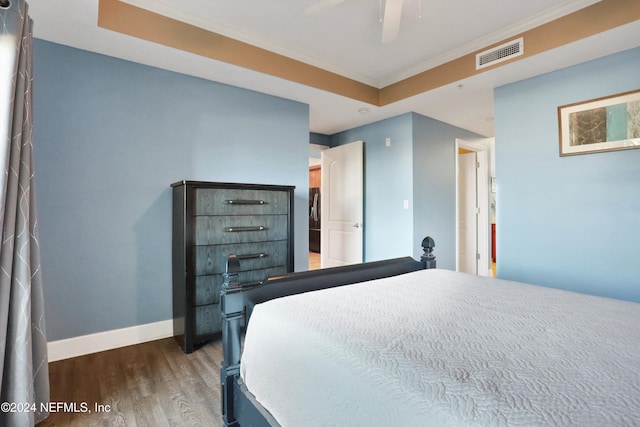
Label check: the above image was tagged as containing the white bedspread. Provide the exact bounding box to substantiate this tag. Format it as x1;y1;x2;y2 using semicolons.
240;269;640;426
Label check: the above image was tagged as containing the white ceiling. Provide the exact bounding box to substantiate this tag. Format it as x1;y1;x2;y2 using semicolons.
25;0;640;137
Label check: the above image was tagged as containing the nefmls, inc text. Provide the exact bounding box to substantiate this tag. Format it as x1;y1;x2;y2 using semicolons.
1;401;111;414
45;401;111;413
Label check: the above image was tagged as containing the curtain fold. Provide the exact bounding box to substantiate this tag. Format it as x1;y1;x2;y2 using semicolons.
0;1;50;425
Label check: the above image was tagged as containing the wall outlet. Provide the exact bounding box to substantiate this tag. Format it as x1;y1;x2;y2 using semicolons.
385;137;391;147
403;200;409;209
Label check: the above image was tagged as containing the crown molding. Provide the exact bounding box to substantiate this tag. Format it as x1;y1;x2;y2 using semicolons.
378;0;602;87
119;0;379;87
121;0;602;89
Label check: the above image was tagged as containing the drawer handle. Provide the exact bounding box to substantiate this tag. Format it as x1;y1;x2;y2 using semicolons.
242;280;264;289
224;226;267;232
225;199;266;205
236;253;268;260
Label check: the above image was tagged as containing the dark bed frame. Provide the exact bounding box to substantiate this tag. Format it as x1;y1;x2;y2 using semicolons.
219;237;437;427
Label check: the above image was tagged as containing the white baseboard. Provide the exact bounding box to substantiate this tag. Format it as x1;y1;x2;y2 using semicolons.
47;319;174;362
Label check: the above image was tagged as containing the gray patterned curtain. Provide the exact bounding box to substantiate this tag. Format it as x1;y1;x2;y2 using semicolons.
0;0;50;425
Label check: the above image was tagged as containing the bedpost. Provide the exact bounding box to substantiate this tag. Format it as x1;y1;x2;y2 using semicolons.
220;254;243;427
421;236;436;269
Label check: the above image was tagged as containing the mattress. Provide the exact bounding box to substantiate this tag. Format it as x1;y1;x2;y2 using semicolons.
240;269;640;426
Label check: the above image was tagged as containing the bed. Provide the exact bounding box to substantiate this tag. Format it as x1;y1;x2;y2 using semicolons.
220;238;640;426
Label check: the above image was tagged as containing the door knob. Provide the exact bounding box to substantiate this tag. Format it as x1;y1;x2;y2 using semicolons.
353;223;362;228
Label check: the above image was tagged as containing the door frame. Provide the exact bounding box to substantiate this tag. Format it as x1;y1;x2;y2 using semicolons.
455;139;490;276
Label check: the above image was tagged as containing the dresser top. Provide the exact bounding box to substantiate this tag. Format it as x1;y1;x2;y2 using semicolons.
171;180;295;191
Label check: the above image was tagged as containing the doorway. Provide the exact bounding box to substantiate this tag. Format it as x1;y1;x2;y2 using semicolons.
456;139;490;276
320;141;364;268
309;144;326;270
308;141;364;269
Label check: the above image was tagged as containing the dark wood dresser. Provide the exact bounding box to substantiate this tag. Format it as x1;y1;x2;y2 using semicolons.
171;181;295;353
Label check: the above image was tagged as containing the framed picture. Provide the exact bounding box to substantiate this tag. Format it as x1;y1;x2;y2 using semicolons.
558;89;640;156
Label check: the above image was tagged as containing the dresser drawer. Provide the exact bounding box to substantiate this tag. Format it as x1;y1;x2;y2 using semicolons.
194;240;289;275
194;215;288;245
194;188;290;216
194;304;222;337
195;265;288;306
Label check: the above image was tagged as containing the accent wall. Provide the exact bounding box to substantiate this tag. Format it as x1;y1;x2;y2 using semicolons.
33;40;310;341
494;46;640;302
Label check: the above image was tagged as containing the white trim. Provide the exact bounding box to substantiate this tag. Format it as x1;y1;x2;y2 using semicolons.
121;0;600;88
47;319;174;362
119;0;378;86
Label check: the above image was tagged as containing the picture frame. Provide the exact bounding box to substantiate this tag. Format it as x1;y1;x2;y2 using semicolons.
558;89;640;156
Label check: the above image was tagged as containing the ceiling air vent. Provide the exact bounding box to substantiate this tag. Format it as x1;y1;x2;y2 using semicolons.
476;38;524;70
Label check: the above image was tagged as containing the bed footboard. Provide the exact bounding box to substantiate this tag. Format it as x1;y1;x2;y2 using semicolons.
220;237;436;426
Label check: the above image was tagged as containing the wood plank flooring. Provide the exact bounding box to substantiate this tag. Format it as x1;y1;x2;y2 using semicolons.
37;338;224;427
309;251;321;270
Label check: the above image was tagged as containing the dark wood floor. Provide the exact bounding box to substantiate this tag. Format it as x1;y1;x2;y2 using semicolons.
37;338;224;427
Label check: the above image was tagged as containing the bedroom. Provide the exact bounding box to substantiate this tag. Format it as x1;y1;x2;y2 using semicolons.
1;0;639;425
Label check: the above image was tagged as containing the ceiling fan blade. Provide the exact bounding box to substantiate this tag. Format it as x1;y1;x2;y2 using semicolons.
381;0;403;43
303;0;346;16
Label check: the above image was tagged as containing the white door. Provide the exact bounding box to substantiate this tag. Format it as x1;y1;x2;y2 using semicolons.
458;151;478;274
321;140;364;268
456;139;490;276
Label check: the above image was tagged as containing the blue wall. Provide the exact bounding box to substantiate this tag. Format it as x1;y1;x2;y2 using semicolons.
309;132;331;146
332;114;415;261
412;113;486;268
495;47;640;302
331;113;484;266
33;40;310;341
